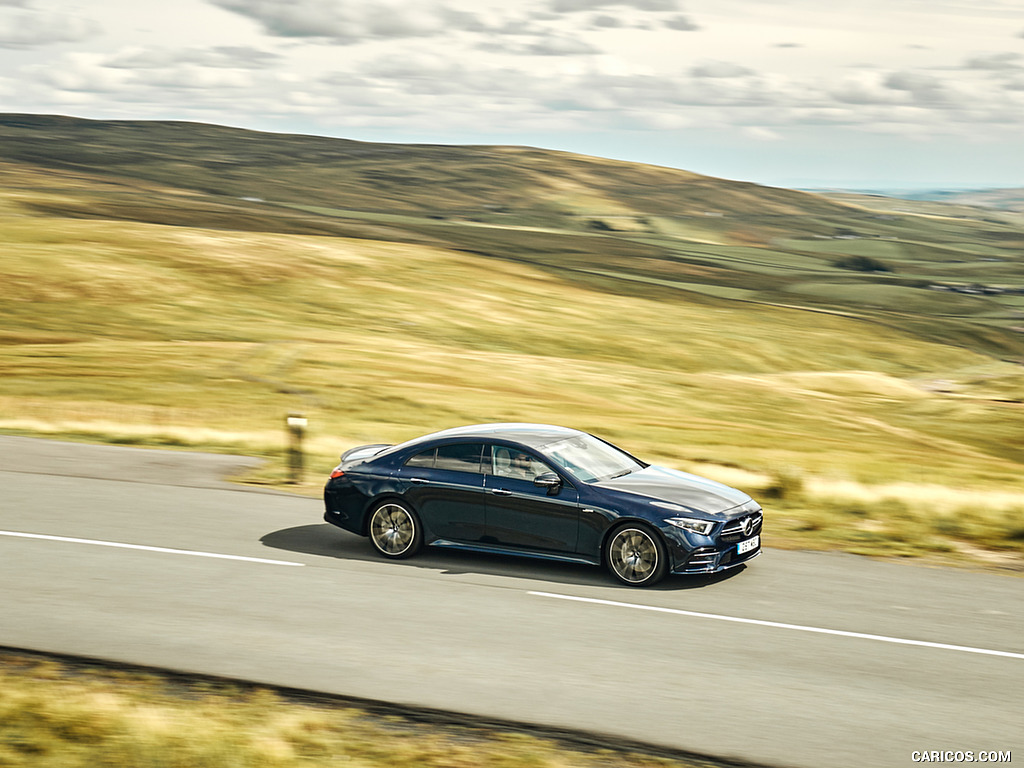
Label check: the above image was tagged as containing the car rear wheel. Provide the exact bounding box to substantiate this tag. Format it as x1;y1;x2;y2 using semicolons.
606;525;667;586
368;501;423;559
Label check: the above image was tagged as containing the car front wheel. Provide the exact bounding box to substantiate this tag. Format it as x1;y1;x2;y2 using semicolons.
605;525;668;586
368;500;423;559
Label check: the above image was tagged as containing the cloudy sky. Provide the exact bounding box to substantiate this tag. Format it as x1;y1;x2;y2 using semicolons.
1;0;1023;189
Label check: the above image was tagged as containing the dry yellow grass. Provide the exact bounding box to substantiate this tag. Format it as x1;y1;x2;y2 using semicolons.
0;653;716;768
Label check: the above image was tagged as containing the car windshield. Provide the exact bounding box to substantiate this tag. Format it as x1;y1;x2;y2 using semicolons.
539;434;643;483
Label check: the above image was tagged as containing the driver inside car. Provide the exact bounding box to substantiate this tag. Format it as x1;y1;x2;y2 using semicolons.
510;452;536;480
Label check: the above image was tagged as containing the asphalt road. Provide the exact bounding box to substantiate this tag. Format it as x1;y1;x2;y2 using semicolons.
1;436;1021;768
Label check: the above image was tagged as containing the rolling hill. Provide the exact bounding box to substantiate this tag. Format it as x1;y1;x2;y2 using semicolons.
0;113;853;219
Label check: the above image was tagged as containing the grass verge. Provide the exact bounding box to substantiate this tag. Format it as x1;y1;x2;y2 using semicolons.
0;651;753;768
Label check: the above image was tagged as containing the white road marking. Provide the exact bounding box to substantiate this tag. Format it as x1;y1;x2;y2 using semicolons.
0;530;304;567
530;591;1024;660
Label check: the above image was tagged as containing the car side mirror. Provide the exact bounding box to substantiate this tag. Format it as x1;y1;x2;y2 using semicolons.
533;472;562;494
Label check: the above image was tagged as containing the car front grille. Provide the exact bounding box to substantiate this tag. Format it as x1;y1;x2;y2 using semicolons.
718;510;763;544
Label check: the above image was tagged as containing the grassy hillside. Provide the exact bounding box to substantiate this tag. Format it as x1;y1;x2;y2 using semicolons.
1;115;1023;568
0;113;851;219
5;114;1023;361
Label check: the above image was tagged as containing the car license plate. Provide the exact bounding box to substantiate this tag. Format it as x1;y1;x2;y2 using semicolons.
737;535;759;554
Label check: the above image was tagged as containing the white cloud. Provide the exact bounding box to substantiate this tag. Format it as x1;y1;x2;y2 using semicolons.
642;111;692;129
107;46;281;70
133;65;256;90
829;72;901;105
742;126;782;140
691;61;754;78
0;10;99;48
884;71;950;105
208;0;472;42
549;0;679;12
664;14;698;31
25;52;128;91
526;34;600;55
963;52;1023;71
207;0;691;49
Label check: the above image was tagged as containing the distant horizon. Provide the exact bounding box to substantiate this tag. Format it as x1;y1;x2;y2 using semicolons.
4;109;1021;196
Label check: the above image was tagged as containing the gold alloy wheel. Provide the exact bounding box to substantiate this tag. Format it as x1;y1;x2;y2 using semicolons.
369;502;418;557
608;526;662;585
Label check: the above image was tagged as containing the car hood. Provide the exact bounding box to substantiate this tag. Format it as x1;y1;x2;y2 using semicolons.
593;465;752;517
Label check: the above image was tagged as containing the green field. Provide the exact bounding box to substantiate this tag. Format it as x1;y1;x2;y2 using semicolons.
1;115;1024;569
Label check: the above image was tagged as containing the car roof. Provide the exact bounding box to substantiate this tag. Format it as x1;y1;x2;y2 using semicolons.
392;423;584;452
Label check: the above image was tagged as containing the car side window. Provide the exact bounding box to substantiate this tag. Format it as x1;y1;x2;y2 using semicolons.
491;445;549;480
404;448;436;468
433;443;484;473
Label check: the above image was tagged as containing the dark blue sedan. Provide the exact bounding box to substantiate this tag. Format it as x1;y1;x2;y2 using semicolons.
323;423;762;586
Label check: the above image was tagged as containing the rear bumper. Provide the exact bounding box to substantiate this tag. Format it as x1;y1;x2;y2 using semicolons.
323;486;365;536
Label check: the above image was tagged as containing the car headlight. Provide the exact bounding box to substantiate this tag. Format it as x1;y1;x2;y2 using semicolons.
665;517;716;535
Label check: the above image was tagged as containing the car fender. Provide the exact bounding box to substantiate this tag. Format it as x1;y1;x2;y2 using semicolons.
598;517;668;560
358;492;420;537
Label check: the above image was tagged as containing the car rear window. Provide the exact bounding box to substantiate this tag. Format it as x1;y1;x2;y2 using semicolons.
434;443;484;473
404;448;436;468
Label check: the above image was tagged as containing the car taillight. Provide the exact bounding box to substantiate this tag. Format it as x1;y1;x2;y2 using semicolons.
330;468;344;479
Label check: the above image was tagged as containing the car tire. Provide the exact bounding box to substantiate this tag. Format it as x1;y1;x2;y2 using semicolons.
605;524;668;587
367;500;423;559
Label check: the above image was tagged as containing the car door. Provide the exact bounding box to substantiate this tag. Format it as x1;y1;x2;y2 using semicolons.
398;442;487;543
483;444;581;553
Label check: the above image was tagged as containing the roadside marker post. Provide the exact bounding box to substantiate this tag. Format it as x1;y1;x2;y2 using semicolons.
286;413;307;483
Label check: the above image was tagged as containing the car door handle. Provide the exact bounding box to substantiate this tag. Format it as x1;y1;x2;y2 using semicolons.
490;488;513;496
410;477;429;484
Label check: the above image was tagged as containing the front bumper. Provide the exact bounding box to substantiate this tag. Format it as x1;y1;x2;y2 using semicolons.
673;544;761;574
671;508;763;574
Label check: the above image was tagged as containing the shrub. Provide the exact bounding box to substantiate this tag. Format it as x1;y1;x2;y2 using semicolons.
833;255;892;272
762;468;805;500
